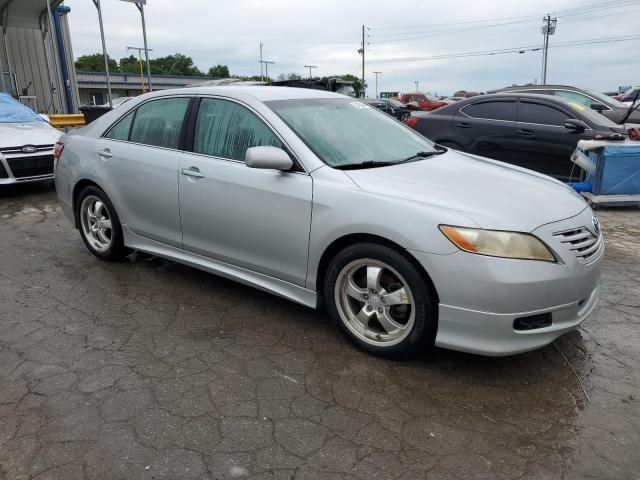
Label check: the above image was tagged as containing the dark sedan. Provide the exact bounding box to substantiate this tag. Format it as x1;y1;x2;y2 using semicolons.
362;98;412;123
408;93;628;179
490;85;640;124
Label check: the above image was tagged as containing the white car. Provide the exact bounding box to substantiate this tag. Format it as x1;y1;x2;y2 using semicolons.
0;93;61;185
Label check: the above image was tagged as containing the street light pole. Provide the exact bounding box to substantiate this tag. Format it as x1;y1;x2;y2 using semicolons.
415;80;419;92
373;71;381;98
259;42;264;81
91;0;112;107
121;1;152;91
304;65;317;79
136;2;152;91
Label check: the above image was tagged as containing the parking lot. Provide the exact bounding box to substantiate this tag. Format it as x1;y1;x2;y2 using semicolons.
0;183;638;480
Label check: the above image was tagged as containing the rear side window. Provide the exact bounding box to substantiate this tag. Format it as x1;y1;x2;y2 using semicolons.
193;98;283;161
519;101;569;126
104;110;134;141
129;97;189;149
461;100;516;121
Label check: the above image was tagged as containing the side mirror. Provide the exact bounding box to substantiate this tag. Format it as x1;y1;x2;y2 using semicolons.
245;146;293;171
590;103;605;112
39;113;51;123
564;119;587;131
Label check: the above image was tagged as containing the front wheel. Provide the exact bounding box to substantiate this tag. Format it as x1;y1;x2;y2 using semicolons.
76;185;128;261
324;243;437;358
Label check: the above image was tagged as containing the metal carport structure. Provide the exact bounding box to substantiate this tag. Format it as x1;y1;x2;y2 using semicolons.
0;0;79;113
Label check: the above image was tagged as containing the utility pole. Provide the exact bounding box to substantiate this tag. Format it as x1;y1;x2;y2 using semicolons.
361;25;365;97
127;46;153;93
259;42;264;81
304;65;317;79
415;80;419;92
540;14;557;84
262;61;275;83
121;1;153;92
373;71;381;98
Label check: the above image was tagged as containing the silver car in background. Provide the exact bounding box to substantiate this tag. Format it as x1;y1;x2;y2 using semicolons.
54;86;603;357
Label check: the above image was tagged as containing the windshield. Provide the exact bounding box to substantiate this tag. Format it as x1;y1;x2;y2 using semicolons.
267;98;436;168
565;101;620;127
584;89;629;109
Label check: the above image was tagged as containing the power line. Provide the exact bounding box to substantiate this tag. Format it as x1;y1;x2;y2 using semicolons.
367;34;640;64
367;0;638;31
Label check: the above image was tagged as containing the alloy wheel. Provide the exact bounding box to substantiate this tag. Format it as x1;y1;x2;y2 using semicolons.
334;259;415;347
80;195;113;253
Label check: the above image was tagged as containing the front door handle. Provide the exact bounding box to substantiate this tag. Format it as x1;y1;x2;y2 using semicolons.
517;129;535;137
96;149;112;158
181;167;204;178
456;122;472;128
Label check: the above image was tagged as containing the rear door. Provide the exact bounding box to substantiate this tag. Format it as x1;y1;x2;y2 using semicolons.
95;96;191;247
453;98;518;162
513;98;591;180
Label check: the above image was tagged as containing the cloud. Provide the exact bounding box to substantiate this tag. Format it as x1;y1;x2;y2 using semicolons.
66;0;639;95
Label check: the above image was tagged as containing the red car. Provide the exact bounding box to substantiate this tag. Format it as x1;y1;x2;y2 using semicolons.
398;93;448;111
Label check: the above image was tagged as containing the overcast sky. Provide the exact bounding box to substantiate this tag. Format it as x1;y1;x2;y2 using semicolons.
66;0;639;96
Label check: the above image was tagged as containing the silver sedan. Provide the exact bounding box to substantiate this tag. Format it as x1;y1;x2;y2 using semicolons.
54;86;603;357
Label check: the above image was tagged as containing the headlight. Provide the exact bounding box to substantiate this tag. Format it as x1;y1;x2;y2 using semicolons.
439;225;556;262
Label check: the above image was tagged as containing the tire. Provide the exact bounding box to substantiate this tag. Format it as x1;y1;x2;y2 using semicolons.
438;141;462;151
399;112;410;123
75;185;129;261
324;243;437;358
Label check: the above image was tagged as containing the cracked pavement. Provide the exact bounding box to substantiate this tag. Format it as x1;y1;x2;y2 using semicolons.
0;183;639;480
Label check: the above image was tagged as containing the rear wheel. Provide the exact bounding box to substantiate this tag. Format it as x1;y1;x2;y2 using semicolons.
399;112;410;123
324;243;437;358
76;186;128;261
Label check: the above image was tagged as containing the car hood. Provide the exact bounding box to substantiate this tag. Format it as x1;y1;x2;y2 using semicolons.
344;150;588;232
0;122;61;148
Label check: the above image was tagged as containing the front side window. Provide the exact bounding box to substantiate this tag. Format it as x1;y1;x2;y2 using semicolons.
519;101;569;126
129;97;189;149
267;98;436;168
193;98;283;161
461;100;516;121
104;110;134;141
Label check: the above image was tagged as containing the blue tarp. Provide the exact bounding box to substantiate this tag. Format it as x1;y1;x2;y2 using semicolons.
588;144;640;195
0;92;43;123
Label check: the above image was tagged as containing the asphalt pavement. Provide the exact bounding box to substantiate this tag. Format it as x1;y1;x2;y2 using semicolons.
0;183;638;480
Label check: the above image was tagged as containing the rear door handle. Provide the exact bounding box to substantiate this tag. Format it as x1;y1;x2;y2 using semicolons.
96;149;112;158
181;167;204;179
517;129;535;137
456;122;472;128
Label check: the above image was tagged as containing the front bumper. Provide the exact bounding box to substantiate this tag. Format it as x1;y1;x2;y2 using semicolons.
411;208;603;356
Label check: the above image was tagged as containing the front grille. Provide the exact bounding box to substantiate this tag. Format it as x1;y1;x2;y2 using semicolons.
0;144;54;154
554;227;603;263
0;162;7;178
6;155;55;178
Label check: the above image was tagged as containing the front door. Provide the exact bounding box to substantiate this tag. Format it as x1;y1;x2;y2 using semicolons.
178;97;313;286
95;96;191;247
513;99;591;180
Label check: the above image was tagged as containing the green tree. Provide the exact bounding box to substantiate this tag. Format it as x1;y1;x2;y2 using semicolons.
150;54;202;76
119;55;141;74
75;53;118;72
206;64;230;78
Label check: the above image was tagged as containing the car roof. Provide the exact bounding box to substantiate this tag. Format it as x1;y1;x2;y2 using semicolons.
491;85;592;93
143;85;346;102
425;92;587;113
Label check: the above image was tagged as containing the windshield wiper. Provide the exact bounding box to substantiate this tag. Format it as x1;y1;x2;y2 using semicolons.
333;160;398;170
398;147;447;164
